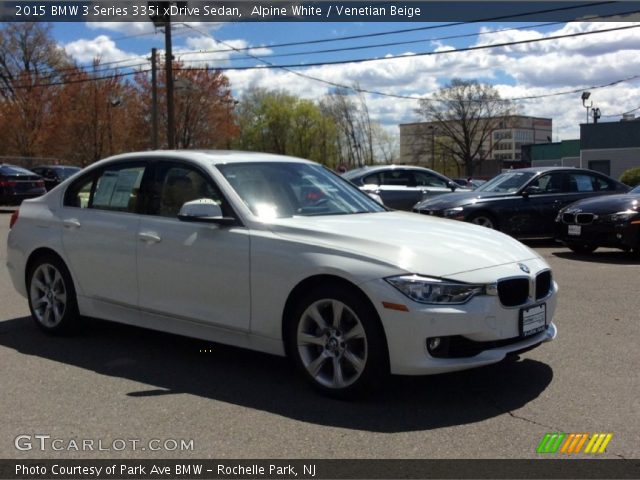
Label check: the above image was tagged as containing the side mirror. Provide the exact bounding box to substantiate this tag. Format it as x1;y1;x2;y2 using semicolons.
522;186;540;197
448;181;458;192
178;199;236;225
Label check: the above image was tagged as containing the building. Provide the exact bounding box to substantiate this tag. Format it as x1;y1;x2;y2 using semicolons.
523;140;580;168
399;115;552;177
579;118;640;179
528;116;640;180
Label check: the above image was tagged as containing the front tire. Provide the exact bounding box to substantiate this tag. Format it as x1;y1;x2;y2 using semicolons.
468;212;498;230
286;285;389;398
27;254;80;334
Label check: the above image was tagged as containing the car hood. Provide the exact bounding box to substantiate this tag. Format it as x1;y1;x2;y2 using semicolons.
414;191;506;210
267;211;539;278
564;193;640;214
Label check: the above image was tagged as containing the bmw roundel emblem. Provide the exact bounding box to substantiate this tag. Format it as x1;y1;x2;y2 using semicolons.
518;263;530;274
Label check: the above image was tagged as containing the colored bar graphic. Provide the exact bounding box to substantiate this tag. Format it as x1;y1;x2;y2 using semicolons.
537;433;566;453
538;433;612;455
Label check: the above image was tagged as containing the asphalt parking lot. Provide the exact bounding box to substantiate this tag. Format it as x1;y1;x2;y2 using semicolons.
0;213;638;460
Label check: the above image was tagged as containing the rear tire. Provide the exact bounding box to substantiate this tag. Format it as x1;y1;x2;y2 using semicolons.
27;254;80;334
285;284;389;399
567;243;597;254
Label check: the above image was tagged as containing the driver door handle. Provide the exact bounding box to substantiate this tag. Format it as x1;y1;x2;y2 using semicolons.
63;218;81;229
139;231;161;244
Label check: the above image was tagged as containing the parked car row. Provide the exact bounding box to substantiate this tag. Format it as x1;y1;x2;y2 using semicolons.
0;164;80;205
342;164;638;255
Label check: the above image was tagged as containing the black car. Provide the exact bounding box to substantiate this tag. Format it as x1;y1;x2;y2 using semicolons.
31;165;81;191
554;184;640;254
343;165;465;211
0;165;47;205
413;167;629;238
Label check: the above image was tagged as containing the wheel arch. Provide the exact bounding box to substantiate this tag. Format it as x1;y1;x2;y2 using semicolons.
281;274;389;361
25;247;72;291
467;208;500;229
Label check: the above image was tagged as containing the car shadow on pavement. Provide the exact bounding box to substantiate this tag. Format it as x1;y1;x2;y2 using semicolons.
0;316;553;433
552;250;640;265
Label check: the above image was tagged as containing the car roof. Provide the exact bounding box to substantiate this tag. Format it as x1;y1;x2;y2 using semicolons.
100;150;314;168
504;166;592;174
344;164;441;177
33;165;80;169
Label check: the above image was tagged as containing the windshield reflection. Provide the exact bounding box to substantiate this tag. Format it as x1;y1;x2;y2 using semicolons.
217;162;386;219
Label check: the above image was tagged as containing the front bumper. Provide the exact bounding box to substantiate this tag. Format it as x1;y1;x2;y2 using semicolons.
360;277;558;375
554;220;640;250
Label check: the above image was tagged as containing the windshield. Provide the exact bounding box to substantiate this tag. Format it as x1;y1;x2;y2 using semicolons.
217;162;386;219
476;171;536;193
631;185;640;194
56;167;81;179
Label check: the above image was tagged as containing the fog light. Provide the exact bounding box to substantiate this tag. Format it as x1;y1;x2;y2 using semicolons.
427;337;441;351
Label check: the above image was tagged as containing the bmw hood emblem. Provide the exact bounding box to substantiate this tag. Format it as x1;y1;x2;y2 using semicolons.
518;263;530;274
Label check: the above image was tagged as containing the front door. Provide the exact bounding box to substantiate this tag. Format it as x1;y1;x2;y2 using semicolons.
136;161;251;332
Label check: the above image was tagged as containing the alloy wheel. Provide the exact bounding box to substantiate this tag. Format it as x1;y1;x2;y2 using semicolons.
29;263;67;328
296;299;368;389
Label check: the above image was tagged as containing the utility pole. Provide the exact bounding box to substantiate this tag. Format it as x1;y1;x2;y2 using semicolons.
150;1;176;149
150;48;158;149
164;20;175;149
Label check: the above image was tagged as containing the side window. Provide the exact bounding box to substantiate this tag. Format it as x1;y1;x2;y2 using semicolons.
568;174;596;193
529;173;566;194
379;170;415;186
64;173;95;209
413;171;449;188
152;163;223;218
362;173;380;185
92;166;145;212
593;176;615;192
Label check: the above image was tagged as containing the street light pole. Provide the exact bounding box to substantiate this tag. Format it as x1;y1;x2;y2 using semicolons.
581;91;592;124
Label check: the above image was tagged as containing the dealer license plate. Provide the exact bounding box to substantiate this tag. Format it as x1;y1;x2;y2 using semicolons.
520;304;547;337
568;225;581;236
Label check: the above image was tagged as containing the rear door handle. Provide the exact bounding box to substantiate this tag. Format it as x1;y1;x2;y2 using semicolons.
63;218;81;229
138;231;161;244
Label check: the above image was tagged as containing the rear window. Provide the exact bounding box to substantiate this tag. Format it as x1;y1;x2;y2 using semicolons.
0;165;36;175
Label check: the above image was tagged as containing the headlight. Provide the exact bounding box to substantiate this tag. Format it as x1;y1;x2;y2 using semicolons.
443;207;464;218
599;210;638;223
386;275;485;304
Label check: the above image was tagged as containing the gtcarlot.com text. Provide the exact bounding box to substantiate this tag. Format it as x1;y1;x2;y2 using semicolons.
14;434;194;452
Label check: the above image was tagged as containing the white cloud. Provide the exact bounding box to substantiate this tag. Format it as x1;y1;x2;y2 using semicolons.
63;35;145;67
72;21;640;141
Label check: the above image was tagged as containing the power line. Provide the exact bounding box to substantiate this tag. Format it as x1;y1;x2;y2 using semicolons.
176;21;564;63
602;105;640;118
213;23;640;71
0;69;147;93
180;23;640;104
176;1;616;56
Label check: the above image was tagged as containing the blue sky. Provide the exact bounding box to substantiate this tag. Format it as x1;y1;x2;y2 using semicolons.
50;17;640;140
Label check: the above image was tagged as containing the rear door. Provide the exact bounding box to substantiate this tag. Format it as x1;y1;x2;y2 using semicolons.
370;169;424;210
61;161;147;307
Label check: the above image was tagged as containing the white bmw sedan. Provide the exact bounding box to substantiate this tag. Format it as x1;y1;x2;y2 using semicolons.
7;151;557;397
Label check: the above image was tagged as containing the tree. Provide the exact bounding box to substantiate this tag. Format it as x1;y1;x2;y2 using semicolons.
133;61;238;150
0;23;72;157
235;88;338;166
321;87;375;168
416;79;514;176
